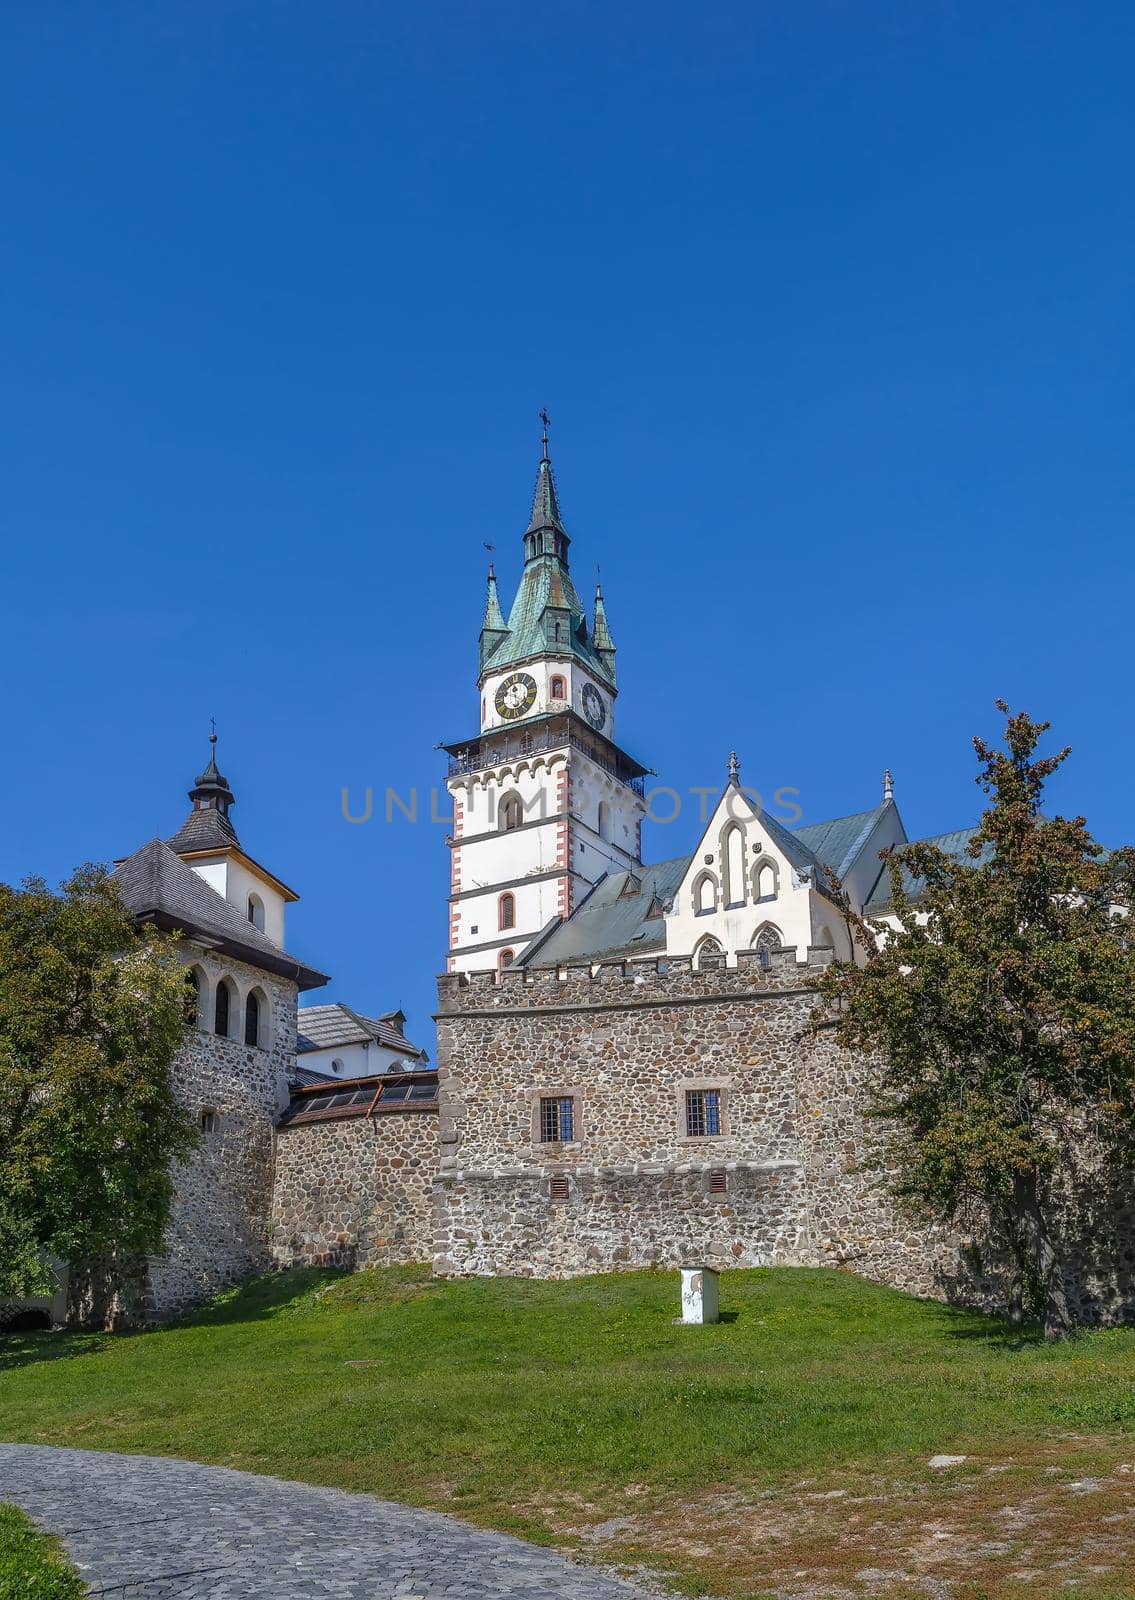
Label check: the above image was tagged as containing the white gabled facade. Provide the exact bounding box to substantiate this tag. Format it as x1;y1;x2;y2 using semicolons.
663;763;908;967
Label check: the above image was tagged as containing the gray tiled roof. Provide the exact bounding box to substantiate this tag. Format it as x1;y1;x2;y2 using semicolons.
296;1002;428;1061
114;838;329;991
864;826;985;912
517;855;691;968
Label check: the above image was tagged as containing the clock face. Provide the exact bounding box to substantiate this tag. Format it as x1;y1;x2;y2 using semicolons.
494;671;538;721
581;682;607;730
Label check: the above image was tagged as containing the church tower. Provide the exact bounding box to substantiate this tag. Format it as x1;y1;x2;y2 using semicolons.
442;422;649;973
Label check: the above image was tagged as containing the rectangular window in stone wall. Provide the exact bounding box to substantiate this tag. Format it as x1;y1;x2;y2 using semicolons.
685;1089;722;1137
540;1096;575;1142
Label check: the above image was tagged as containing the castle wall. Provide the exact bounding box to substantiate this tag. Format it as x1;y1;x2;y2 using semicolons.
270;1109;439;1269
433;951;981;1297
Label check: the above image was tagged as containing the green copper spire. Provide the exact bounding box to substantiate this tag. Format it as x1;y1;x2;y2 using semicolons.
477;420;615;692
524;411;570;564
592;578;617;686
479;562;509;671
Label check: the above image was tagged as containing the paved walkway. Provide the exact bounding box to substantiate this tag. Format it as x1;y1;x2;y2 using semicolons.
0;1445;656;1599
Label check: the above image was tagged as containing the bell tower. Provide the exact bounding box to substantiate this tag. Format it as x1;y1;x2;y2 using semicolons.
441;421;649;974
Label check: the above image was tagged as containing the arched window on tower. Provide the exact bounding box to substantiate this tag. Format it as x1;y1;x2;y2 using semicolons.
499;892;515;931
497;948;516;982
247;893;265;931
550;675;566;701
597;800;611;841
244;989;261;1048
214;978;234;1038
498;792;523;831
184;966;202;1027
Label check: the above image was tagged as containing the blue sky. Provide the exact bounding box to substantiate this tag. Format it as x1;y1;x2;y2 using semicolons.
2;3;1132;1044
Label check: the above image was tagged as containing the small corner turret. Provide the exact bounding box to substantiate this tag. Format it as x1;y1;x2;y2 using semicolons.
592;578;616;687
479;562;509;672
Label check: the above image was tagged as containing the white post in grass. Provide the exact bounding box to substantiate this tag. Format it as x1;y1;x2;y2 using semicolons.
679;1266;719;1325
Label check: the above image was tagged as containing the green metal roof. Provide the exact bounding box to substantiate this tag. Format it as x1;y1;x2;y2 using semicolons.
517;855;690;968
479;449;616;688
863;826;984;912
794;803;895;880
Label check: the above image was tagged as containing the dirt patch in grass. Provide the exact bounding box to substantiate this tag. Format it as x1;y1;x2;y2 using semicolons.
526;1439;1135;1599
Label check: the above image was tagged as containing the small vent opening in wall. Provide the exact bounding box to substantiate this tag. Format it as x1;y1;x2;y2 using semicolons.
549;1174;571;1202
708;1168;728;1194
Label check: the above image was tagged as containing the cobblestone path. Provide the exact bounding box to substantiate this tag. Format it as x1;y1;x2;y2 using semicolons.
0;1445;657;1599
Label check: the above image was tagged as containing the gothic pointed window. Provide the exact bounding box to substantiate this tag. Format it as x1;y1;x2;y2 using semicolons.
694;934;724;970
723;823;745;908
694;871;717;915
751;923;783;970
753;859;778;902
214;978;232;1038
499;892;516;931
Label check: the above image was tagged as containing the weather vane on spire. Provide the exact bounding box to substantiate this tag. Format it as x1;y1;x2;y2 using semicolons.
539;407;551;461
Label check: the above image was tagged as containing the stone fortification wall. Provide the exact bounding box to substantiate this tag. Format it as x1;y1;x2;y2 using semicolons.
270;1109;439;1269
433;950;983;1299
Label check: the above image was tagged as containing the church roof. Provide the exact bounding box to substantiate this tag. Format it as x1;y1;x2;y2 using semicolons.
516;855;691;968
863;826;984;913
114;837;329;990
512;800;909;968
795;802;895;881
297;1001;429;1062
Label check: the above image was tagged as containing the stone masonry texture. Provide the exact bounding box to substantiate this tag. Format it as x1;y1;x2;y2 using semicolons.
431;949;1135;1322
271;1108;440;1269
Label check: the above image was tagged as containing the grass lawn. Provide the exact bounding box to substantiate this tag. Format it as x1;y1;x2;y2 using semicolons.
2;1266;1135;1600
0;1503;85;1599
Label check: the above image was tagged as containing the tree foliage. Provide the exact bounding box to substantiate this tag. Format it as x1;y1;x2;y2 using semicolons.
0;865;196;1300
812;705;1135;1339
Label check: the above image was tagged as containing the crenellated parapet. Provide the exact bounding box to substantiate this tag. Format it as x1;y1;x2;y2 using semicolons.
436;945;836;1012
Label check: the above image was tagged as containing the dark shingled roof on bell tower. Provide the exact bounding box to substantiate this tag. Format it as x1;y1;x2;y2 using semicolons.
114;837;328;990
167;735;241;854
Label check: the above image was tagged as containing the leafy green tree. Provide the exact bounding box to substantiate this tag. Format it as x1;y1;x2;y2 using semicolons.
812;705;1135;1340
0;865;196;1304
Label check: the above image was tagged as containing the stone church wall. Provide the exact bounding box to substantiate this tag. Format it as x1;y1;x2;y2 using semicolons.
270;1109;439;1269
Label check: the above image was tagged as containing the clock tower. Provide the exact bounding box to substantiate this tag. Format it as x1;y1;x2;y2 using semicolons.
441;423;649;973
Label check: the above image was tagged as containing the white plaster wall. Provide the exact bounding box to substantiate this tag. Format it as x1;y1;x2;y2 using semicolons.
298;1039;426;1079
839;805;908;910
665;792;818;964
453;758;566;837
184;853;287;947
478;662;615;738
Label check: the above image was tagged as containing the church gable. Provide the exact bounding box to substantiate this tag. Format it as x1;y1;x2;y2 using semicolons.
665;759;827;966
